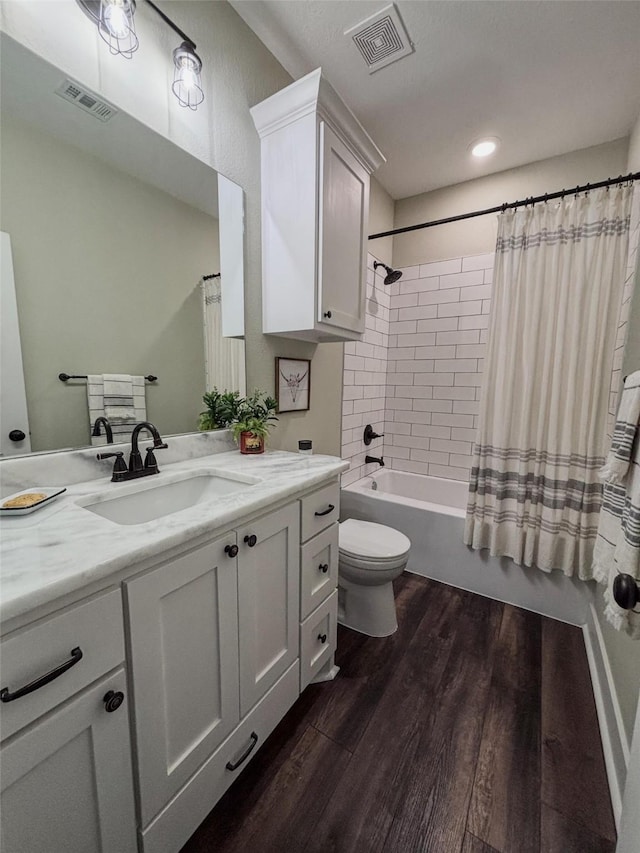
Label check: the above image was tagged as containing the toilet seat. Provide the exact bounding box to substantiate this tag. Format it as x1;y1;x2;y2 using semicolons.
339;550;408;573
339;519;411;562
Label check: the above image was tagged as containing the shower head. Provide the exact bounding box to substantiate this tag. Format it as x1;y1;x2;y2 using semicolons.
373;261;403;285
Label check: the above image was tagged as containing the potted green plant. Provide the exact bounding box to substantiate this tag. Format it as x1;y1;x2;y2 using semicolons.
198;388;241;431
231;390;278;454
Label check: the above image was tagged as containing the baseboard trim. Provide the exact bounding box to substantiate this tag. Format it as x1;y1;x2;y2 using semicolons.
582;603;630;832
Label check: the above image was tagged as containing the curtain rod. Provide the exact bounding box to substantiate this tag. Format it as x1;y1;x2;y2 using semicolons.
368;171;640;241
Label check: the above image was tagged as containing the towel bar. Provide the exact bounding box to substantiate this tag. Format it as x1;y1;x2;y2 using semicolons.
59;373;158;382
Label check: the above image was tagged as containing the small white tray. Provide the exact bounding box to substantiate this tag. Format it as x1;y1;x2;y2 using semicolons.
0;487;67;516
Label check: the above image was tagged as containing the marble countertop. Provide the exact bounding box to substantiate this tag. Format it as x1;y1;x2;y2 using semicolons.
0;450;348;626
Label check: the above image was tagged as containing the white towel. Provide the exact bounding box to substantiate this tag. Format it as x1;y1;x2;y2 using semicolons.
87;374;147;446
599;371;640;483
592;371;640;639
103;373;136;422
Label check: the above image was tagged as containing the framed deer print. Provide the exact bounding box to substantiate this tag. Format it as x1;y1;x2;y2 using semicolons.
275;357;311;412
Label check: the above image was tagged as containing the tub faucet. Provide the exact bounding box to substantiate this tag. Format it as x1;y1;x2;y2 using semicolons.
92;416;113;444
365;455;384;467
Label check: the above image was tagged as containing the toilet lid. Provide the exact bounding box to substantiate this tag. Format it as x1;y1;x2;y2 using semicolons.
339;519;411;560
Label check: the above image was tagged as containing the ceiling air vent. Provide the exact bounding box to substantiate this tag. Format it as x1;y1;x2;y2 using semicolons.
345;3;414;74
55;79;118;123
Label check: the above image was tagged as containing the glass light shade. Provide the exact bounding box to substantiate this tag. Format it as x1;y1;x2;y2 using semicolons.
99;0;138;58
172;43;204;110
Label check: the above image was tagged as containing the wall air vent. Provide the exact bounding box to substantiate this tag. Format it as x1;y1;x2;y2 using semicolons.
345;3;414;74
55;79;118;122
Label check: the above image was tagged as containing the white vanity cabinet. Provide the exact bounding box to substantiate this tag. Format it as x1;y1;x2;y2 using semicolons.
0;474;342;853
251;68;385;343
0;591;137;853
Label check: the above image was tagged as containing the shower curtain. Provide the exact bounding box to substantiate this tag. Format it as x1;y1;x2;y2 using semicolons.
202;277;246;396
464;186;633;578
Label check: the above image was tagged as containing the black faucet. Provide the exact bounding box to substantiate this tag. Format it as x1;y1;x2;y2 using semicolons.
92;416;114;444
97;421;168;482
365;455;385;467
129;422;168;474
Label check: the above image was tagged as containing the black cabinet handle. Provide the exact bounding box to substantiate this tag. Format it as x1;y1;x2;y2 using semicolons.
8;429;26;442
0;647;83;703
244;534;257;548
319;563;329;574
225;544;239;558
103;690;125;713
323;310;332;319
314;504;335;517
226;732;259;771
318;633;328;644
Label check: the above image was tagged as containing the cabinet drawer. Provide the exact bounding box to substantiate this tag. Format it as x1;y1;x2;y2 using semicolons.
300;590;338;691
300;523;338;620
0;590;124;741
300;481;340;542
141;661;300;853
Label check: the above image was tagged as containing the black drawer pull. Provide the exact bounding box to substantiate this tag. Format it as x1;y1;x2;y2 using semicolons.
318;633;328;644
319;563;329;574
314;504;335;517
225;544;239;558
244;534;257;548
0;647;83;703
226;731;259;771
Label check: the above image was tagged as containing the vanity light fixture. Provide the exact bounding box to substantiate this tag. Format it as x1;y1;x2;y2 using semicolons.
99;0;138;56
172;42;204;111
77;0;205;110
470;137;500;158
77;0;138;57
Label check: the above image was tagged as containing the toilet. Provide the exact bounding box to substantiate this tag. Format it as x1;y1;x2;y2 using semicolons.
337;519;411;637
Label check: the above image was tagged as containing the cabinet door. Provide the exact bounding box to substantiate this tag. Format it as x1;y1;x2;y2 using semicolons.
237;503;300;716
318;121;369;335
1;671;136;853
125;536;240;826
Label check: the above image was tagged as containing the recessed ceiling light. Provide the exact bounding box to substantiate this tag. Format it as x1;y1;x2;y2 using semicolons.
470;137;500;158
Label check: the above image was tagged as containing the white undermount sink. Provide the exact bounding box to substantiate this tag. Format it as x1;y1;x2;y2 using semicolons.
81;471;259;525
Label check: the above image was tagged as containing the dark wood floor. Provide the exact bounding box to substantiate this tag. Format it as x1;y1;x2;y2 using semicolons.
181;574;616;853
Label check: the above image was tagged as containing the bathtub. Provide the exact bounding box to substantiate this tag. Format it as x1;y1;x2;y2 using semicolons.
340;468;591;626
346;469;467;517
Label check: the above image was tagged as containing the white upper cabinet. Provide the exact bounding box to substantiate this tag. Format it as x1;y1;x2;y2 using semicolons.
251;68;385;342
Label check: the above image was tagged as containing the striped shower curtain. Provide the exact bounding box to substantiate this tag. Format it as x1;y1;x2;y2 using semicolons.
202;276;246;396
464;186;633;578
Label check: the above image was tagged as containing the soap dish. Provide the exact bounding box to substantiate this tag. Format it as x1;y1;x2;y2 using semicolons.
0;487;67;516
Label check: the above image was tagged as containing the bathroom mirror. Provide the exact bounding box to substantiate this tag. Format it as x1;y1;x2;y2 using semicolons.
0;34;246;455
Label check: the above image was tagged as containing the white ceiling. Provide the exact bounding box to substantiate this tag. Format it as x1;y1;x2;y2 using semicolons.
230;0;640;200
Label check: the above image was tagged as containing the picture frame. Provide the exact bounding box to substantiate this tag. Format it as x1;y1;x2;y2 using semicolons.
275;357;311;413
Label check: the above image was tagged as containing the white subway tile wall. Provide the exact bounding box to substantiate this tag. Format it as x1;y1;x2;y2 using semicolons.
607;186;640;442
383;252;494;481
341;255;390;487
341;252;492;485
